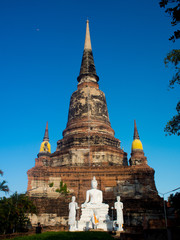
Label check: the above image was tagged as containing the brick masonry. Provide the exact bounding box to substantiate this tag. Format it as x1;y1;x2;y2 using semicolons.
27;79;163;229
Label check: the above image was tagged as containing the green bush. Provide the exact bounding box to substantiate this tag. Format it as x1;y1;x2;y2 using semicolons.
48;183;54;188
56;181;69;195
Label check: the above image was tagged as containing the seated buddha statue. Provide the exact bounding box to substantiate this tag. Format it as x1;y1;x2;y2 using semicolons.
82;176;104;208
78;176;110;231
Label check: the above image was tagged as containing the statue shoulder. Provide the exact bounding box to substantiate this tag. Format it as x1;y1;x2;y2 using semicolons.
86;189;91;194
96;189;102;193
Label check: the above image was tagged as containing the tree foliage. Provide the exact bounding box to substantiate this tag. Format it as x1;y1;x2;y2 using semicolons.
159;0;180;135
0;192;36;234
159;0;180;42
165;49;180;87
164;101;180;135
168;192;180;224
0;170;9;193
56;181;69;195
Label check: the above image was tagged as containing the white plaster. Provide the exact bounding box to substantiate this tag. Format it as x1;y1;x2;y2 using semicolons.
68;196;79;231
29;177;63;198
76;176;112;231
28;213;67;227
114;196;124;231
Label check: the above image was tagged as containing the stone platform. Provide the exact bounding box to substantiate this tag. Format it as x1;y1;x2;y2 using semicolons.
27;164;163;229
78;202;110;231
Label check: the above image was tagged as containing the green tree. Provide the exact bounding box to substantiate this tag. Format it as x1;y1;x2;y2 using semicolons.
159;0;180;42
0;170;9;193
159;0;180;135
0;192;36;234
168;192;180;224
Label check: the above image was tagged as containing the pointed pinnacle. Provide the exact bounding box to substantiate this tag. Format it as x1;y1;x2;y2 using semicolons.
133;120;140;140
84;20;92;50
77;20;99;82
43;122;49;141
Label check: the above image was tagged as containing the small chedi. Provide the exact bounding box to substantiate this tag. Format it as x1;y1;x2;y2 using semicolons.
68;177;124;231
27;20;163;230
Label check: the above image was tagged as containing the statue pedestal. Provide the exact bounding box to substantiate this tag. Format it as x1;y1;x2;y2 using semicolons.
77;203;112;231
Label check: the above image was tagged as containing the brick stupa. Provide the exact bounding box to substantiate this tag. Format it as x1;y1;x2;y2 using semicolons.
27;21;163;229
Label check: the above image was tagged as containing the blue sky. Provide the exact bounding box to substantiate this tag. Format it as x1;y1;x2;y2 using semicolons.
0;0;179;199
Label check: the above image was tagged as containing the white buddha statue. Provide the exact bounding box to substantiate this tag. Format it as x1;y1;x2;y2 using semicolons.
68;196;79;231
114;196;124;231
78;176;110;231
82;176;103;207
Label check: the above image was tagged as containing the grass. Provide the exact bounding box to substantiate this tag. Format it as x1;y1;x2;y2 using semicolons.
7;231;114;240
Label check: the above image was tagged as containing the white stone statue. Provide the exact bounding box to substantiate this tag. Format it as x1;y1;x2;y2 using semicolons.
78;176;111;231
82;176;103;207
68;196;79;231
114;196;124;231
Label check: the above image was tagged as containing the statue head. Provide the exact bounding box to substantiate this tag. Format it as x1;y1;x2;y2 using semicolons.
117;196;120;201
72;196;76;202
91;176;98;189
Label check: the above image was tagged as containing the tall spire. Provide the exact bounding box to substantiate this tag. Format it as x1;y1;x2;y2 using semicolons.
43;122;49;142
77;20;99;83
84;20;92;50
133;120;140;140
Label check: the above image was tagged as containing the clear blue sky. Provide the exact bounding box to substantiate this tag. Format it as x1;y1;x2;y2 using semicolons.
0;0;179;199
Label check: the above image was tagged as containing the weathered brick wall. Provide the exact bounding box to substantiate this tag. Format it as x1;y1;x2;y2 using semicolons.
28;164;159;202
